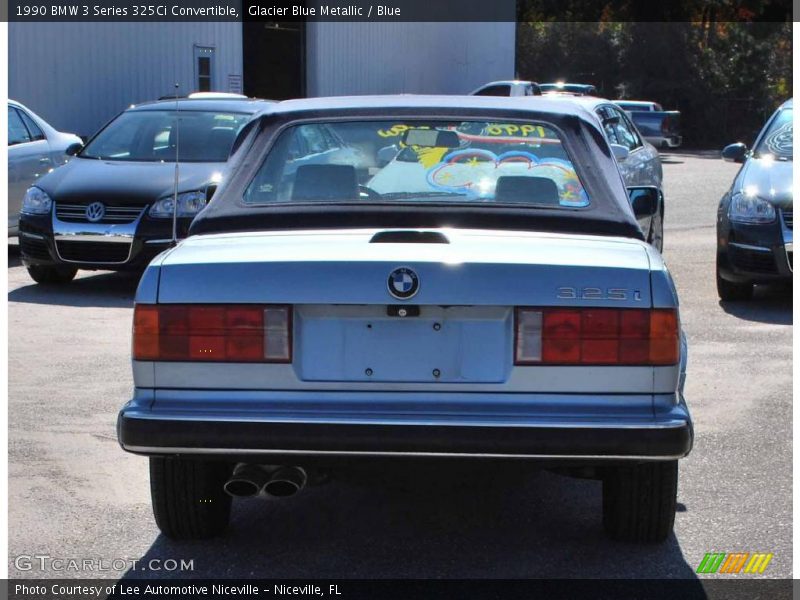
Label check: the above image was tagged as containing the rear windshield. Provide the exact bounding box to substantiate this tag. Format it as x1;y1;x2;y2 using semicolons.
243;120;590;208
80;110;252;162
755;108;793;160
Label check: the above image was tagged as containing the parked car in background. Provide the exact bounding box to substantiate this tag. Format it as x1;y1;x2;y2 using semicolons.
8;100;83;236
715;98;793;300
548;96;666;251
18;96;273;284
187;92;249;99
540;82;597;96
613;100;682;149
118;95;691;544
470;80;541;97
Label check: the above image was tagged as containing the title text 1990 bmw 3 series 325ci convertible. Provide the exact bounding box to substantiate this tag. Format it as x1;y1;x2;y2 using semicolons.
117;96;693;543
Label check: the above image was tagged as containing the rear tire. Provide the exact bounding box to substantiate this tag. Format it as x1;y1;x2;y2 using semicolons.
716;258;753;301
150;457;233;540
26;264;77;285
602;461;678;543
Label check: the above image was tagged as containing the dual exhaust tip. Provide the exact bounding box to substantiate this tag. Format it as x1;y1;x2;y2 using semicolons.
224;464;307;499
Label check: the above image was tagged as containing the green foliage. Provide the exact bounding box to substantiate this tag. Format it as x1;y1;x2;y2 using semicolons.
516;21;792;147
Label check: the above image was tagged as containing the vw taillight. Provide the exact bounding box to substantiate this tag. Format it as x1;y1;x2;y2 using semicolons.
515;308;679;366
133;304;292;362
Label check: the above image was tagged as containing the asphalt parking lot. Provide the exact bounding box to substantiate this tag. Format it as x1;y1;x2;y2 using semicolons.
8;151;791;580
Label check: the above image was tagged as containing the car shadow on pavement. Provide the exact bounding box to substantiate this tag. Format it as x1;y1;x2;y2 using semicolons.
719;284;793;325
9;273;139;309
120;463;704;582
9;238;139;308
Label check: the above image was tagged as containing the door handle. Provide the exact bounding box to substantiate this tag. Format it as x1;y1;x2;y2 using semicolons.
39;157;51;164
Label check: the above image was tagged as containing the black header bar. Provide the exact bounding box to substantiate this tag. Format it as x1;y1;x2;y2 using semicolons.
5;579;796;600
6;0;794;22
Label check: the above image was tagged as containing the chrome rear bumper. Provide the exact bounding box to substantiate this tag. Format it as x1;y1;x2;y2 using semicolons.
118;389;693;461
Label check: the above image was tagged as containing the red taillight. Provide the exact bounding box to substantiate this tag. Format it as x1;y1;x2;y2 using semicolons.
133;305;159;360
515;307;679;366
648;309;680;365
133;304;292;363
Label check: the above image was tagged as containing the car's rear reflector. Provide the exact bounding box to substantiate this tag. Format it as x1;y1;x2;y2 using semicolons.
515;308;679;366
133;304;292;362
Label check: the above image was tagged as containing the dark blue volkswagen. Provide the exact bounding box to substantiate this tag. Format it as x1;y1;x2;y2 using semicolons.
717;98;793;300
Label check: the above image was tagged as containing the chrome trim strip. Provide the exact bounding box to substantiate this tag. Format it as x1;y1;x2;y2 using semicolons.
145;239;175;245
122;445;686;461
53;233;132;244
728;242;772;252
19;230;46;240
148;362;680;394
52;206;143;241
127;413;688;430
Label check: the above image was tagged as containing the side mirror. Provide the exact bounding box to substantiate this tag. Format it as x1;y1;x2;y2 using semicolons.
610;143;629;162
205;184;218;203
628;186;659;218
722;142;748;163
65;142;83;156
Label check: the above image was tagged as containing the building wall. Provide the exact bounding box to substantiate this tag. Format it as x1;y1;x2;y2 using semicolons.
305;22;516;97
9;22;243;137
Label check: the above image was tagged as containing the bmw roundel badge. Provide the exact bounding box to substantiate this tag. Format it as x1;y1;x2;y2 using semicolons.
388;267;419;300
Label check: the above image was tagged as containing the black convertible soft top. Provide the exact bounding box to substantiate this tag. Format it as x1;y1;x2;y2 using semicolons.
190;95;644;240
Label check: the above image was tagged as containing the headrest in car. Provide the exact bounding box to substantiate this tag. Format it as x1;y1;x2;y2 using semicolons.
495;176;561;206
292;164;358;201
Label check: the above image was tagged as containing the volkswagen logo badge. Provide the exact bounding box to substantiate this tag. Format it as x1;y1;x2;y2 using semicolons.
85;202;106;223
388;267;419;300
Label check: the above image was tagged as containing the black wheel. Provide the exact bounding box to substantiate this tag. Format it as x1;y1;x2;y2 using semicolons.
150;457;233;540
647;201;664;253
602;461;678;543
716;257;753;301
26;264;78;285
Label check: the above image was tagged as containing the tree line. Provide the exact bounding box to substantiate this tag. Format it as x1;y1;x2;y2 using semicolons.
516;14;791;147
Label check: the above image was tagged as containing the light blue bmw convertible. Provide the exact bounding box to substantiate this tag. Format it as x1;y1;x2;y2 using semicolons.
117;95;692;543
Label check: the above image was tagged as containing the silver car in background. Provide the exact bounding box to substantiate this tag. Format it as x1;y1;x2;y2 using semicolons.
470;80;542;97
8;100;83;235
545;95;666;252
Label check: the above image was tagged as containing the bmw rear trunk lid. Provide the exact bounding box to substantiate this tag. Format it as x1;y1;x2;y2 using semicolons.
147;228;657;385
155;228;653;307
